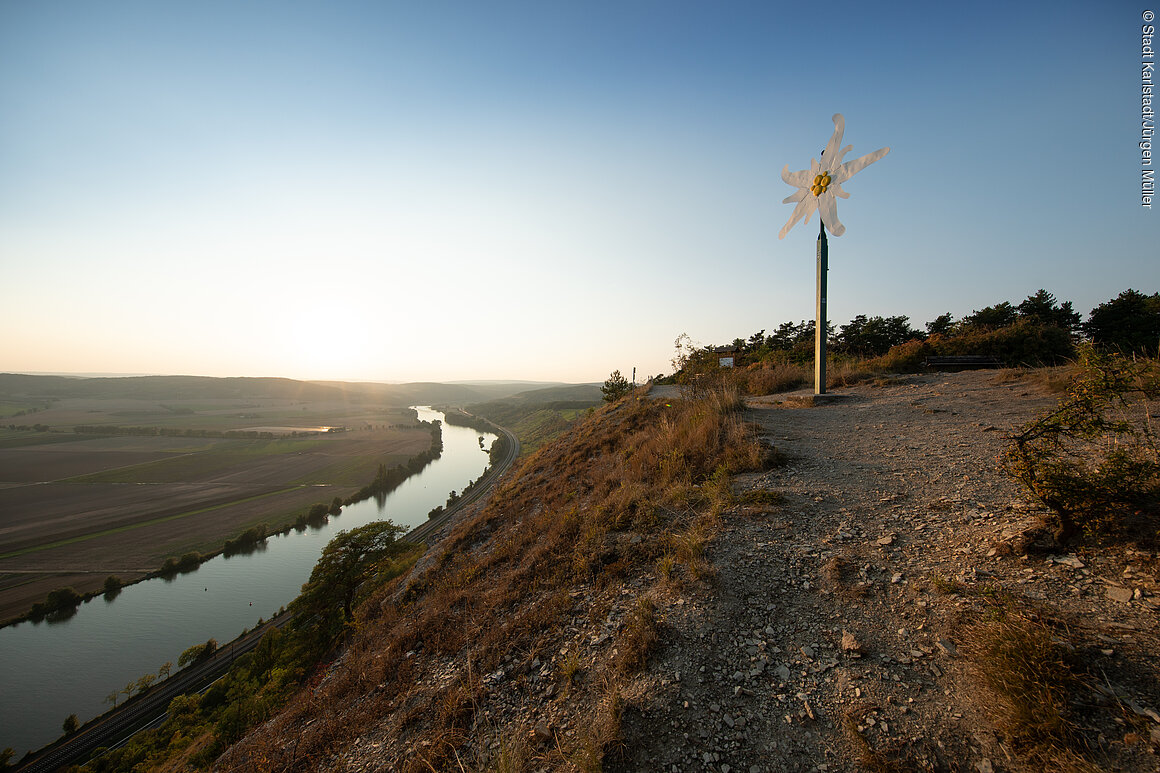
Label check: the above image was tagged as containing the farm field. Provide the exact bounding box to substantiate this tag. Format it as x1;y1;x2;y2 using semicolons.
0;382;433;625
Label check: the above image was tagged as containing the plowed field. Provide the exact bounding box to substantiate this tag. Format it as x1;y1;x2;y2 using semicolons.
0;425;431;624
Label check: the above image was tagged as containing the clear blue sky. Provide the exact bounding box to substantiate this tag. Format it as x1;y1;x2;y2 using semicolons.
1;0;1154;383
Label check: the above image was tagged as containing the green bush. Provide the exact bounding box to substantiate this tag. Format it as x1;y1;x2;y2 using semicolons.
177;552;201;572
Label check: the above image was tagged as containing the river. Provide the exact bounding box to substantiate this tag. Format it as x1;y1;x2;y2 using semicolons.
0;407;496;758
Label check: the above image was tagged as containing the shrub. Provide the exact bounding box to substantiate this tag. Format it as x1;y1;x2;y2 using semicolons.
1004;346;1160;544
871;321;1075;373
943;320;1075;366
177;552;201;572
45;586;83;612
601;370;632;403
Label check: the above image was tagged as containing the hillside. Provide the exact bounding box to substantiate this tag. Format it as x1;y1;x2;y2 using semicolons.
189;373;1159;770
465;383;603;456
0;373;577;411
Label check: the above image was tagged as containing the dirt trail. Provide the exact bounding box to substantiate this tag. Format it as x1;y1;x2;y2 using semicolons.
617;372;1160;772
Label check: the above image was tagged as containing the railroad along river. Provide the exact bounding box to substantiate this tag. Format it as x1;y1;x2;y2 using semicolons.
0;407;496;758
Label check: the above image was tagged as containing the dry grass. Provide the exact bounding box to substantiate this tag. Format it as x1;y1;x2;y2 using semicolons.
927;573;965;595
993;365;1076;393
736;362;809;395
615;596;659;675
215;388;766;771
964;611;1103;772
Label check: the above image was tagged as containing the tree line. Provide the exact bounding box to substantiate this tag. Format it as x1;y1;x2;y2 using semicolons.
669;288;1159;376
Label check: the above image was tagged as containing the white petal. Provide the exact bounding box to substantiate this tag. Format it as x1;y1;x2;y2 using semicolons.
821;114;845;172
778;195;818;240
834;146;890;185
830;144;853;169
829;182;850;199
782;189;808;204
781;164;813;188
818;193;845;237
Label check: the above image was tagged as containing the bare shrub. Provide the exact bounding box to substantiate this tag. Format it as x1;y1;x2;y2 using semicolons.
1004;346;1160;544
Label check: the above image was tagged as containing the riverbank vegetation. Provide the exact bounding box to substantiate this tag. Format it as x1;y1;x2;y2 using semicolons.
67;533;422;772
6;421;442;627
0;413;440;622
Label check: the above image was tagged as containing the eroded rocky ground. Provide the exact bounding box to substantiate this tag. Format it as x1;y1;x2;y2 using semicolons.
615;372;1160;773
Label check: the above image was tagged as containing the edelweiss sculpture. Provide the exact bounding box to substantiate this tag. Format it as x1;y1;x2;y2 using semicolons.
780;113;889;394
778;113;889;239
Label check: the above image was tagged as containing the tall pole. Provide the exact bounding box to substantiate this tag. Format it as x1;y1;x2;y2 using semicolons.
815;217;828;395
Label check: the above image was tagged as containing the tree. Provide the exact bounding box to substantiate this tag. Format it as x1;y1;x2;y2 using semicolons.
926;313;955;337
1016;289;1081;333
44;586;83;614
601;370;632;403
178;638;218;668
158;661;172;680
1084;289;1160;354
962;302;1018;330
62;714;79;734
837;315;922;357
296;521;410;625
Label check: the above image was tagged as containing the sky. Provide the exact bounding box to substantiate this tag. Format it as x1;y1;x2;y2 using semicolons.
1;0;1155;384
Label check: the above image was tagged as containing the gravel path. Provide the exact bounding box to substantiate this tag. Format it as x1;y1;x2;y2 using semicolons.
616;372;1160;773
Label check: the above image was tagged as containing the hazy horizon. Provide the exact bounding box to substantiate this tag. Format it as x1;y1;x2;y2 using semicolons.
2;370;598;387
2;1;1155;383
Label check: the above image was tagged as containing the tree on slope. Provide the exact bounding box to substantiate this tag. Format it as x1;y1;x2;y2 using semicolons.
602;370;632;403
296;521;410;628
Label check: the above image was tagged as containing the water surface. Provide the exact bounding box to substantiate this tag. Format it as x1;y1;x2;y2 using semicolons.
0;407;495;757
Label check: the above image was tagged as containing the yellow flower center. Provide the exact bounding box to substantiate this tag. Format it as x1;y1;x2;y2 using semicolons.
809;172;832;197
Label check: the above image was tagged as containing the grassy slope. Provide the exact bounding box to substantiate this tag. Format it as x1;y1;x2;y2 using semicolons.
467;383;603;455
214;387;771;772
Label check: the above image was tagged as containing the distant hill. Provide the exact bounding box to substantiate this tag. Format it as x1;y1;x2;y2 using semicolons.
0;374;576;407
465;382;603;453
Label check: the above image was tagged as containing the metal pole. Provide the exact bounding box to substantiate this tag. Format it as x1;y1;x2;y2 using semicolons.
815;218;828;395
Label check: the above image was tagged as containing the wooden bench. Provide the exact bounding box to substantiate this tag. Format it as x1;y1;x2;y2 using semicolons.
923;355;1003;370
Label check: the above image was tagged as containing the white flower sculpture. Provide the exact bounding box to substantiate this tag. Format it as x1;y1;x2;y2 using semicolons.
778;113;889;239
